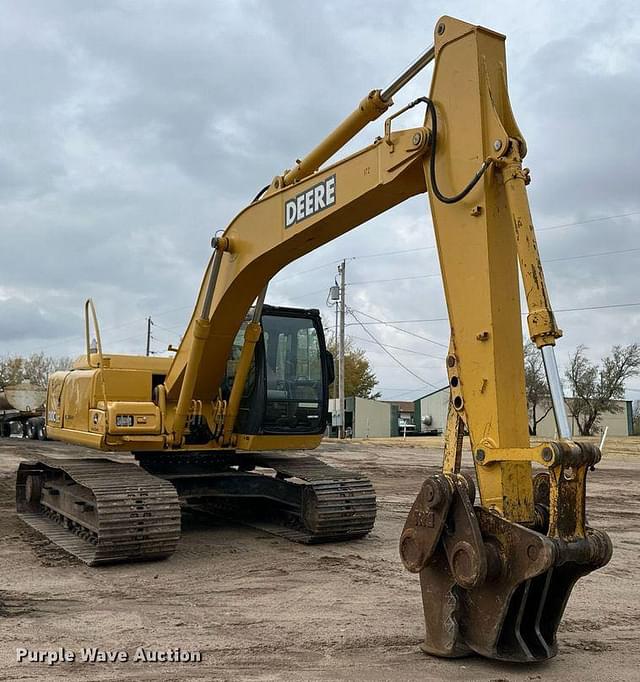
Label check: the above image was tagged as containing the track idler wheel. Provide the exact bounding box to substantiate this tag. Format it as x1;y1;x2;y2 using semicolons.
400;472;612;662
25;474;43;505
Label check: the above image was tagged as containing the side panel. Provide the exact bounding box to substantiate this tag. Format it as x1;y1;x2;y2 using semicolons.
59;370;95;434
46;371;68;429
235;434;322;451
102;370;153;402
46;425;104;448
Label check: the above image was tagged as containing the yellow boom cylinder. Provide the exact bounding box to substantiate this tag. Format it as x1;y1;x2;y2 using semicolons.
283;43;435;186
172;318;211;446
221;321;262;446
283;90;390;186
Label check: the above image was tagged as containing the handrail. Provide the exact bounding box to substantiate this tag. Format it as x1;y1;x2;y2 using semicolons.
84;298;104;369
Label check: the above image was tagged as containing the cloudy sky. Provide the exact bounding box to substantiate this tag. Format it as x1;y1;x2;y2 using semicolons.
1;0;639;402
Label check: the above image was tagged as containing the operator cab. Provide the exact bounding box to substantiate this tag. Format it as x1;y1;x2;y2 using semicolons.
224;305;334;436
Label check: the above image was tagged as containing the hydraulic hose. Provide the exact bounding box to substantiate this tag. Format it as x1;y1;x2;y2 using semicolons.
425;97;491;204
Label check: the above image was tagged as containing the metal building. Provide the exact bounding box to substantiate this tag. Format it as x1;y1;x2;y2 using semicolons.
328;397;393;438
414;386;634;437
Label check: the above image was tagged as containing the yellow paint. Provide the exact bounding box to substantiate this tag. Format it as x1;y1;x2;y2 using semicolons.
47;425;104;449
235;434;323;451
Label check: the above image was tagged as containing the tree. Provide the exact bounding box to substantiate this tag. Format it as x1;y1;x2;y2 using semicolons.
327;337;380;399
23;353;73;387
0;356;24;388
0;354;73;389
523;342;553;435
564;344;640;436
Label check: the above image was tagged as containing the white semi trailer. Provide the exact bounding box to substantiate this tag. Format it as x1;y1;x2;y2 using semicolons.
0;383;47;439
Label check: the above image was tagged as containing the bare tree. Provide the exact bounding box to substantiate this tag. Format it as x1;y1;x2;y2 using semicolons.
22;353;73;387
0;354;73;389
523;342;553;435
0;356;24;389
565;344;640;436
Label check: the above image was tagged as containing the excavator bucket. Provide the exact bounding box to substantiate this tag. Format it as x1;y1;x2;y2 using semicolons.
400;443;612;662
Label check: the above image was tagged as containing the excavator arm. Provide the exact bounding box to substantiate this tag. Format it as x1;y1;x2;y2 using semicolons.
395;17;612;661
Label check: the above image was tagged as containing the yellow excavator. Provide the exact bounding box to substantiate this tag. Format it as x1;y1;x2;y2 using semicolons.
16;16;611;663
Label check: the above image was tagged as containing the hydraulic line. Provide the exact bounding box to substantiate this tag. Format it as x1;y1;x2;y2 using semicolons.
251;184;270;202
424;97;491;204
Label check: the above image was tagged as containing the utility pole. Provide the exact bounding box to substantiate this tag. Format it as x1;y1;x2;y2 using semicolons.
146;317;153;356
327;278;340;434
338;260;346;439
334;297;339;396
333;289;340;402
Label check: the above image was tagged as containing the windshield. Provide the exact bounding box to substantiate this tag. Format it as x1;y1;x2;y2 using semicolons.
262;314;323;432
224;310;326;435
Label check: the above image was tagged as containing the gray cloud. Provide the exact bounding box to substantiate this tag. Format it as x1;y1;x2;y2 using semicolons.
0;296;80;343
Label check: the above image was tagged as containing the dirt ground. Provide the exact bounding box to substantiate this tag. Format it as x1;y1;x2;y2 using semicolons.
0;436;638;682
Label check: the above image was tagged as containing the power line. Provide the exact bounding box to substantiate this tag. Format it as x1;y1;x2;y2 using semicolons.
345;300;640;329
383;385;438;397
349;307;449;348
287;244;640;300
555;302;640;314
381;387;433;400
40;303;192;352
344;317;448;327
275;258;344;284
349;273;440;286
545;246;640;263
108;332;146;346
354;244;435;259
149;331;173;345
272;235;437;285
537;210;640;233
347;307;439;389
348;334;444;360
288;287;329;302
152;321;182;335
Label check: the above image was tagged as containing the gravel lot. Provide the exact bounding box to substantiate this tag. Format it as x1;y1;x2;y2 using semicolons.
0;436;638;681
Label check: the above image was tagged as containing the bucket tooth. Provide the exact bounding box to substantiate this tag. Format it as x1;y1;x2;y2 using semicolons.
418;550;470;658
532;569;554;659
513;580;534;661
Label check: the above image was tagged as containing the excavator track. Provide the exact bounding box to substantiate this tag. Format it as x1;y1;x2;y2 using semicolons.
250;454;377;542
15;453;374;565
16;457;181;566
151;453;377;544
